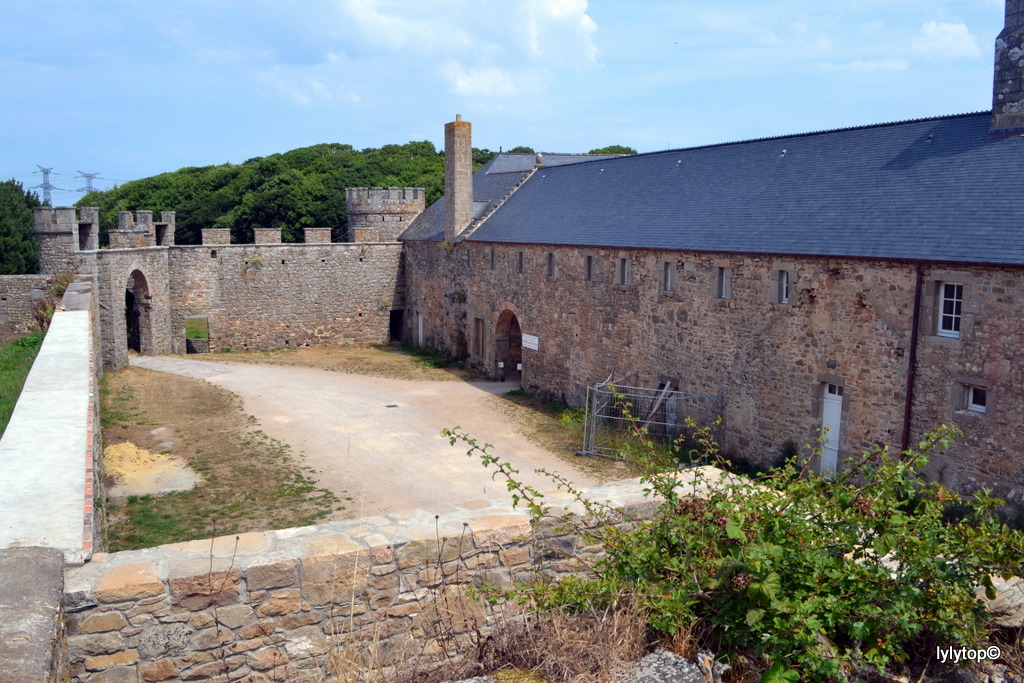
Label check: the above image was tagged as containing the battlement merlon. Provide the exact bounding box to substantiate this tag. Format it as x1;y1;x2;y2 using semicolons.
112;210;176;247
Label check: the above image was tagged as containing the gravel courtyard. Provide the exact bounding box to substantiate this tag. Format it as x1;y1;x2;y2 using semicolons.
129;355;598;518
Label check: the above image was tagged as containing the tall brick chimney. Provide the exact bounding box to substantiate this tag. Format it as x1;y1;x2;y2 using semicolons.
444;115;473;241
992;0;1024;130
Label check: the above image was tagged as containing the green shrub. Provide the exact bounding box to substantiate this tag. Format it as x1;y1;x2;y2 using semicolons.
445;421;1024;681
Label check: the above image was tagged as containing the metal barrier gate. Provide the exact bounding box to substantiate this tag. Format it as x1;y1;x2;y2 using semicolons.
579;380;724;460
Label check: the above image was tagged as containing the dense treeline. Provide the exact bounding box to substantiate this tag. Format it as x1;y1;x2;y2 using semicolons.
0;179;42;274
76;139;635;246
78;141;499;245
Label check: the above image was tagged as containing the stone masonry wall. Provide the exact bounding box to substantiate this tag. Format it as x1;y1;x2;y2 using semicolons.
168;243;402;353
61;475;678;682
0;274;52;331
912;265;1024;505
406;241;917;468
95;249;172;371
403;240;1024;500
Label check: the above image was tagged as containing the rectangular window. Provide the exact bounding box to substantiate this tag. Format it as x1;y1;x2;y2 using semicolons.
938;283;963;338
517;251;524;274
716;267;732;299
546;252;555;278
466;248;472;267
618;257;631;286
661;261;674;292
585;255;594;281
967;386;987;413
777;270;790;304
473;317;484;356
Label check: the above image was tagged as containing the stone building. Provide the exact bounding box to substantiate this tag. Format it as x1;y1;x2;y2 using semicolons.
398;3;1024;504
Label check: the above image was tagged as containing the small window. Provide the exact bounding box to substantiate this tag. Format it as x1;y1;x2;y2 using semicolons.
716;267;732;299
777;270;790;304
585;255;594;281
618;257;631;286
517;251;524;274
938;283;963;338
467;248;472;267
966;386;987;413
661;261;674;292
546;252;555;278
490;247;495;270
210;250;217;258
826;383;843;397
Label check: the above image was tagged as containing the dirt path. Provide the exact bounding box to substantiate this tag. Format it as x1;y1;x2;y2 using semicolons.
130;356;598;517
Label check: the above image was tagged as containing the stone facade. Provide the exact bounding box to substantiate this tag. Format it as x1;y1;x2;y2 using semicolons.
62;476;670;683
0;274;53;331
403;240;1024;506
345;188;425;243
167;242;402;354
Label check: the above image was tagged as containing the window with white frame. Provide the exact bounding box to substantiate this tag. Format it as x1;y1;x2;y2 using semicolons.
966;385;987;413
938;283;963;338
661;261;674;292
618;257;631;286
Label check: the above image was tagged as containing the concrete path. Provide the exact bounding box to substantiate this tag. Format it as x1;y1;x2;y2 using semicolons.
129;355;597;517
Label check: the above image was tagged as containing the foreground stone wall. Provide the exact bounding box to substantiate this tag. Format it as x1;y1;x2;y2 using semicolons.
403;240;1024;503
0;548;68;683
62;476;674;682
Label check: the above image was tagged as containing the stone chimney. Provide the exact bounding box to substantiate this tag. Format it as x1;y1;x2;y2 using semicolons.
444;115;473;242
992;0;1024;130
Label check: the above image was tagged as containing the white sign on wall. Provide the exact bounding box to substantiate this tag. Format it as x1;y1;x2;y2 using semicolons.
522;333;539;351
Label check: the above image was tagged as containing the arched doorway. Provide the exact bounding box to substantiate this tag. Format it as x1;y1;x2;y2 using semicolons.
125;270;152;355
494;309;522;382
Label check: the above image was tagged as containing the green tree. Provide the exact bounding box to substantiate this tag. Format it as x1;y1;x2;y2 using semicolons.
588;145;637;155
506;146;535;154
0;179;41;274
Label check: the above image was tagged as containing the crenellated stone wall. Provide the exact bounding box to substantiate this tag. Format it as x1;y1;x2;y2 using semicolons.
167;242;403;354
61;475;678;682
346;188;425;243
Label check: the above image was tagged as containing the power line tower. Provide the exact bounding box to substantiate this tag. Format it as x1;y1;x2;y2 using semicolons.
32;165;64;206
76;171;102;195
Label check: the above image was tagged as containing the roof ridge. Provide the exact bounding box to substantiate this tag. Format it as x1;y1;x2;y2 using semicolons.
563;111;993;163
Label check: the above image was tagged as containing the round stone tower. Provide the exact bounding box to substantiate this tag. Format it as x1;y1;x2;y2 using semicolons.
345;187;425;242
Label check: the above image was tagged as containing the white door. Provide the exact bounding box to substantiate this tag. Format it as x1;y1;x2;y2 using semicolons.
821;384;843;476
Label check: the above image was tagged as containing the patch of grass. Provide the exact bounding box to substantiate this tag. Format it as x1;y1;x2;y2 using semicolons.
184;317;209;340
208;343;481;382
0;332;44;436
495;389;638;481
101;367;341;551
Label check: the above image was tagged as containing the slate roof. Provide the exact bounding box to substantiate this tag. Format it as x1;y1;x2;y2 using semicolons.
400;153;624;242
407;112;1024;267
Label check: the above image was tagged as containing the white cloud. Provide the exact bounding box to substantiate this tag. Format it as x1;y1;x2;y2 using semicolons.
913;21;981;59
335;0;598;99
443;64;525;98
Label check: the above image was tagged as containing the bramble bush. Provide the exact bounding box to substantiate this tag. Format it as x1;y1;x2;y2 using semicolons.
445;412;1024;681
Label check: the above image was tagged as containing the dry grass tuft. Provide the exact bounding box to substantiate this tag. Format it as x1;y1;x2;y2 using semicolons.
477;603;648;683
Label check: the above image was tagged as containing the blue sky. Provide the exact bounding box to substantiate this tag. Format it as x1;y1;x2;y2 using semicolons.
1;0;1006;206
